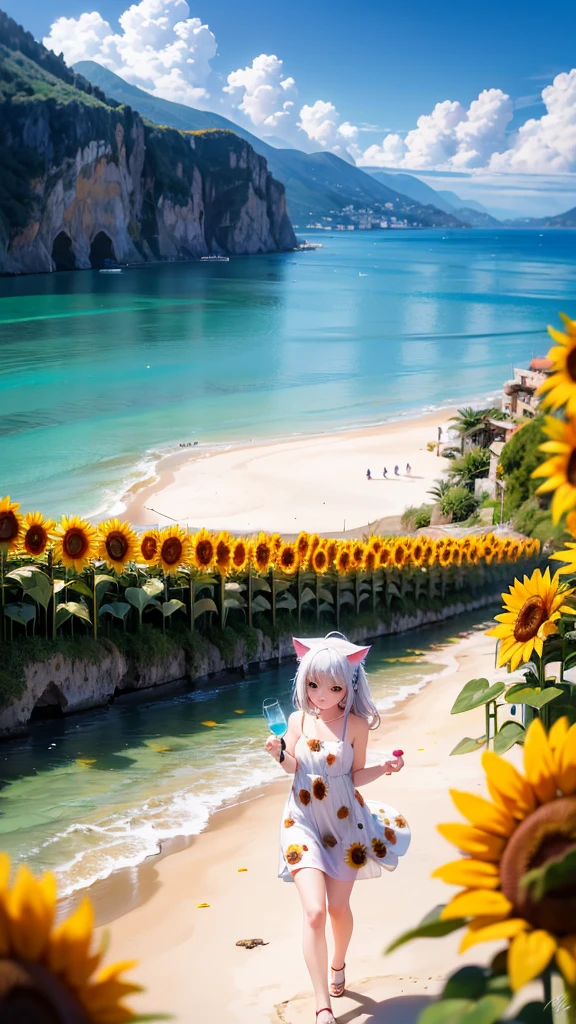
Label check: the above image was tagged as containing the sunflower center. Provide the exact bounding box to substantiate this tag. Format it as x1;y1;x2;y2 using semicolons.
141;535;157;560
568;449;576;486
0;510;19;543
499;795;576;934
196;539;213;565
162;537;182;566
26;526;47;555
0;958;92;1023
513;595;546;642
63;529;88;560
106;531;128;562
566;347;576;382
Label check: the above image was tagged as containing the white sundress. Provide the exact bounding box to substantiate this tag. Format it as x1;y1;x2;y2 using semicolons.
279;712;411;882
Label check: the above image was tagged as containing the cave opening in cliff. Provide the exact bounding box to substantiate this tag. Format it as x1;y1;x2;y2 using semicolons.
30;682;66;721
51;231;77;272
89;231;116;269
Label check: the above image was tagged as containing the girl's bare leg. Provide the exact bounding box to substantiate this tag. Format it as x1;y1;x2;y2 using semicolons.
326;877;354;978
293;868;332;1020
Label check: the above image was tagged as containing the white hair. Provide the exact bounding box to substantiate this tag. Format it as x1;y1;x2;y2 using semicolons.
292;643;380;730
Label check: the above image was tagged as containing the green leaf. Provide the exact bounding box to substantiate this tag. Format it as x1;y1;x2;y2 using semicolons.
504;684;563;709
6;567;53;610
67;580;93;599
461;995;510;1024
251;595;271;612
225;581;245;593
443;966;487;1000
193;598;218;619
142;579;164;597
450;735;487;755
161;599;185;618
125;587;157;613
55;607;71;629
385;905;467;954
299;586;316;604
99;601;131;621
223;596;246;609
338;591;355;606
3;602;36;627
55;601;92;628
493;721;525;754
521;847;576;901
511;1002;551;1023
250;578;271;593
53;580;67;595
318;588;334;604
276;592;297;611
451;679;505;714
418;1000;472;1024
419;995;510;1024
386;581;400;597
192;574;217;587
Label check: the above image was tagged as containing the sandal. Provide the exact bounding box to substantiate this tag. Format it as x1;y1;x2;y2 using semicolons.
316;1010;336;1023
330;963;346;998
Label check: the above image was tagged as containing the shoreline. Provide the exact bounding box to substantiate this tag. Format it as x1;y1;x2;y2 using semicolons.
120;405;462;532
95;625;510;1023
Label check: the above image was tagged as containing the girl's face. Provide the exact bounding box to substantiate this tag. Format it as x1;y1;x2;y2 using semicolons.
307;675;346;712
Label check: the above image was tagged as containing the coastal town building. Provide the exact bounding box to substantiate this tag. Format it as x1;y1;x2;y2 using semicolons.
502;358;553;419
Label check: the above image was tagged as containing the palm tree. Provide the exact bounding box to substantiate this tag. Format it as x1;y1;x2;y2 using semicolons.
427;478;452;502
448;447;491;490
449;407;486;436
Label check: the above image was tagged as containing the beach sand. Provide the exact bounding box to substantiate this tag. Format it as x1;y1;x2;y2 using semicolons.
123;408;457;533
96;627;531;1023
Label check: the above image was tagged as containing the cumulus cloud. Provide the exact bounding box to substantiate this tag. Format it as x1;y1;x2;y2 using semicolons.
224;54;296;128
489;69;576;172
43;0;217;106
297;100;359;159
362;89;512;170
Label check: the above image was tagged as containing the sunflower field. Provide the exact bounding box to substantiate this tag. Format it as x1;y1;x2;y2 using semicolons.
0;496;539;644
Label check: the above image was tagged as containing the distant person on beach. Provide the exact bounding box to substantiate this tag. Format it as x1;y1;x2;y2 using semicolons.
265;635;409;1024
366;469;371;480
406;463;411;475
382;466;387;478
394;465;400;476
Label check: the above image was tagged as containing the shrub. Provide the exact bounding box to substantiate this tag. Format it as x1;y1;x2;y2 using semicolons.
401;504;432;531
499;415;547;517
439;486;480;523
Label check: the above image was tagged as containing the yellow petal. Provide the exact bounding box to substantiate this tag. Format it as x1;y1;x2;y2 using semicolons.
459;917;530;953
49;896;100;988
0;853;10;891
549;716;569;773
556;935;576;987
558;722;576;795
431;859;500;889
508;930;557;991
5;866;57;961
440;888;513;920
437;823;506;861
524;718;558;803
482;750;536;820
449;789;516;838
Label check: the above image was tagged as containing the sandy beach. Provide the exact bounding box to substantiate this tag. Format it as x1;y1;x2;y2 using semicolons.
122;408;457;533
95;625;531;1023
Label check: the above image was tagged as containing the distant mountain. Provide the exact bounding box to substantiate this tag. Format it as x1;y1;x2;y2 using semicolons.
436;190;486;215
74;61;464;229
364;169;502;227
509;207;576;228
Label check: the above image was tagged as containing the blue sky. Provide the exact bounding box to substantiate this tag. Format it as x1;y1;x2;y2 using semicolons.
4;0;576;215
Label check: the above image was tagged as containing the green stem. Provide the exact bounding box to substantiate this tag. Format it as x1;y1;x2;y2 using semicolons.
93;567;98;640
565;986;576;1024
247;566;252;628
189;575;195;632
219;573;226;629
336;576;340;629
316;573;320;624
270;568;276;631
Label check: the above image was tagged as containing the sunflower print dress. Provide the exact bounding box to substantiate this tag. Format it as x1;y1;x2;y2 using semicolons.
279;714;411;882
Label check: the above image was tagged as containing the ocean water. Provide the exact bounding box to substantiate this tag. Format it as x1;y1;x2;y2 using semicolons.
1;229;575;519
0;612;492;895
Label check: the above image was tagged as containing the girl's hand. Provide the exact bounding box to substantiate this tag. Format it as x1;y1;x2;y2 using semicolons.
265;734;283;761
381;754;404;775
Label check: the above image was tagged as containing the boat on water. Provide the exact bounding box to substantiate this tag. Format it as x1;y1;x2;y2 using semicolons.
99;267;123;274
201;255;230;262
298;241;323;251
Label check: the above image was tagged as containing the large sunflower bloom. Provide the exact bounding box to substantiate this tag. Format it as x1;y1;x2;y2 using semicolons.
378;544;392;568
312;545;329;574
296;532;310;564
214;531;233;575
536;314;576;415
336;542;352;575
252;532;273;574
52;515;99;573
0;853;141;1020
21;511;55;558
325;539;339;566
190;528;215;571
434;717;576;992
391;540;408;569
0;495;24;555
97;518;139;574
138;529;160;566
278;541;298;575
350;542;366;568
487;566;574;671
533;416;576;522
157;525;190;575
363;547;378;572
231;537;249;573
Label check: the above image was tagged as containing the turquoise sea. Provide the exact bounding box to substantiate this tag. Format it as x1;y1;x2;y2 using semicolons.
0;613;492;896
1;229;575;520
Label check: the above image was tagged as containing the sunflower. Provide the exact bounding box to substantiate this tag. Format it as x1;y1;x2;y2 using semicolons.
337;806;349;819
190;528;215;570
465;540;480;566
354;788;365;808
97;518;139;573
533;416;576;522
157;525;190;575
0;496;24;555
299;789;311;806
410;540;425;567
307;738;322;752
372;838;387;858
422;541;435;566
311;545;329;574
313;778;328;800
378;544;392;568
351;542;366;568
296;532;311;563
284;818;295;828
325;539;339;566
138;529;160;566
252;532;273;574
551;538;576;575
487;566;574;672
326;753;337;767
345;842;368;869
52;515;99;573
278;541;299;575
368;537;383;554
536;314;576;415
363;547;377;572
322;834;338;849
433;717;576;992
390;540;408;569
0;853;140;1021
231;537;249;573
285;844;304;866
214;531;233;575
438;544;453;568
20;511;55;558
336;542;353;575
385;826;397;844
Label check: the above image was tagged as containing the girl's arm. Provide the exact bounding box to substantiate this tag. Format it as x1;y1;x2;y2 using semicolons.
351;718;404;786
265;710;301;775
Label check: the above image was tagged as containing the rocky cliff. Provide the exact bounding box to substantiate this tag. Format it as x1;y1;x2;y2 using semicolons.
0;13;296;275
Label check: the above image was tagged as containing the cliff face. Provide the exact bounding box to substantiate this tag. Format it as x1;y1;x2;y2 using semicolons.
0;97;296;275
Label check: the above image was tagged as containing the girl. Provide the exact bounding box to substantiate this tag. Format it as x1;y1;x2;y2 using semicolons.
265;633;410;1024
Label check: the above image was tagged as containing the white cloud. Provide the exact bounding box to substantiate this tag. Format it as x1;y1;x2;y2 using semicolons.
489;69;576;173
297;100;359;160
224;54;296;128
362;90;512;170
43;0;217;106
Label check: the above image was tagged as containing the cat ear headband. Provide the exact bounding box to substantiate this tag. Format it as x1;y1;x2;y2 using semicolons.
292;633;371;691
